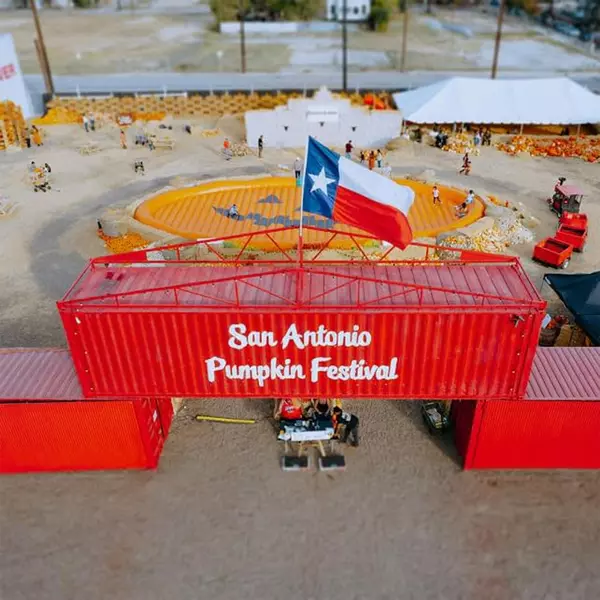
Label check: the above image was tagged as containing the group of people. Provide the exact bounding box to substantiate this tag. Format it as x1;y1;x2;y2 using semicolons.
429;124;492;150
275;398;360;446
28;161;52;192
82;113;96;133
473;127;492;147
344;140;386;172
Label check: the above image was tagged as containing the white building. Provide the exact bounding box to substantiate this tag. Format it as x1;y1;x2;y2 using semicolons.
327;0;371;21
245;87;401;149
0;34;34;119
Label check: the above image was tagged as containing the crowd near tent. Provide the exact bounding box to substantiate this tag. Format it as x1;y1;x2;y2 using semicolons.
545;272;600;346
393;77;600;125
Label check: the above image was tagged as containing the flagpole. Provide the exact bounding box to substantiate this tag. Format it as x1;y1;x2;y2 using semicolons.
298;136;310;266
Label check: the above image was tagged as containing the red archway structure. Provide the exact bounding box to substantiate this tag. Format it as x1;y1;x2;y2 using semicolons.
58;227;545;401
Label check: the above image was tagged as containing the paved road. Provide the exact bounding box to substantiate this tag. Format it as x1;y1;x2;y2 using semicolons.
25;70;600;96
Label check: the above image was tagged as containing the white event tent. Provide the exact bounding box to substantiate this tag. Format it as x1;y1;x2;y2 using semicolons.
392;77;600;125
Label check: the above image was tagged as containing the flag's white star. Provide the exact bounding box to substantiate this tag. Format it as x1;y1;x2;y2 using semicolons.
309;167;336;195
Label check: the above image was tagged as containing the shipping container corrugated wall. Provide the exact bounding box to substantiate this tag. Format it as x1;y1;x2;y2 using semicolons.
461;400;600;470
59;309;542;400
0;349;174;473
0;400;169;473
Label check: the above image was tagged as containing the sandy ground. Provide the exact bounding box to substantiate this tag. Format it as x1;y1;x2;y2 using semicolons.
0;122;600;599
2;7;599;74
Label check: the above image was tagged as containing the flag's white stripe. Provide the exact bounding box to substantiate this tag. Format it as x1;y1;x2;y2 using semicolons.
338;157;415;216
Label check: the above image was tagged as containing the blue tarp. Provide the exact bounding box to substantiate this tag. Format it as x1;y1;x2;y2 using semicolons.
545;272;600;346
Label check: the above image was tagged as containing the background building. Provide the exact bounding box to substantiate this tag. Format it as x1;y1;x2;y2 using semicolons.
327;0;371;21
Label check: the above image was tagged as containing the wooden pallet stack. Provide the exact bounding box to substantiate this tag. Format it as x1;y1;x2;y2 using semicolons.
0;101;27;151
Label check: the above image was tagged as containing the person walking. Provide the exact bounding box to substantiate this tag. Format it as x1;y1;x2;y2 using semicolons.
223;137;231;160
31;126;43;147
368;151;375;171
89;113;96;132
120;129;127;149
258;135;264;158
432;185;441;205
82;114;89;133
332;407;360;446
345;140;353;159
459;153;471;176
293;156;302;179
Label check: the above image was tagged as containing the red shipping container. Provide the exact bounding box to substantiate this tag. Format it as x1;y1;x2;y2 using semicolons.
456;347;600;469
0;349;173;473
58;258;544;400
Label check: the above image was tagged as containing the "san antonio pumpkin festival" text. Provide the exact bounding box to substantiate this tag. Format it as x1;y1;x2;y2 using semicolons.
205;324;399;387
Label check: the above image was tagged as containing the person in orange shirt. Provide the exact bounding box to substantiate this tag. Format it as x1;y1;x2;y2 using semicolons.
368;151;375;171
31;126;43;147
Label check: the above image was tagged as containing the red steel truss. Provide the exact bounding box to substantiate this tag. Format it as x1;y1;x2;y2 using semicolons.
60;226;544;311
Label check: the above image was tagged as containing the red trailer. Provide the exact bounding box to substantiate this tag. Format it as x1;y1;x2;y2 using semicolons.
58;227;545;401
454;347;600;470
532;237;573;269
559;212;588;229
555;224;587;251
0;348;173;474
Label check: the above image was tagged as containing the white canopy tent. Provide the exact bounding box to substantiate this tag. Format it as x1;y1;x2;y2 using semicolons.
392;77;600;125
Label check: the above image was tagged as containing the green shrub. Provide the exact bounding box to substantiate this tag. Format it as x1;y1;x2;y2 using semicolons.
368;0;393;31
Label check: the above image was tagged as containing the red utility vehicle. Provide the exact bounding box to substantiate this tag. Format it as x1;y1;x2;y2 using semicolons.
548;184;584;216
532;237;573;269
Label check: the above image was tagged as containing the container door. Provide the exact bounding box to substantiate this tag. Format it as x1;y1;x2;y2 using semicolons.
134;398;167;468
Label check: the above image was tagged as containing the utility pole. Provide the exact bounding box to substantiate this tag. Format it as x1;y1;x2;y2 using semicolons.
491;0;507;79
400;3;409;72
342;0;348;92
239;0;247;74
30;0;54;96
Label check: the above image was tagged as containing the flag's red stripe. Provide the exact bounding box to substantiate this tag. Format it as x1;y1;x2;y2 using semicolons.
333;185;413;249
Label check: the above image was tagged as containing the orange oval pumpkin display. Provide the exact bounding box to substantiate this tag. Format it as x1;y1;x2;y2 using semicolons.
135;177;483;250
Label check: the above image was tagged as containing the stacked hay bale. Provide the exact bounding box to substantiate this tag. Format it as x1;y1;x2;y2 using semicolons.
44;91;394;121
0;101;27;151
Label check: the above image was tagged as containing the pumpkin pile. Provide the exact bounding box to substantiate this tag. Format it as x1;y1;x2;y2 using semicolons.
443;132;481;156
497;135;600;162
31;107;81;126
98;231;150;254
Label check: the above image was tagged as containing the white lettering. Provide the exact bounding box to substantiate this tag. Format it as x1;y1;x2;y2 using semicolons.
205;356;305;387
311;357;332;382
228;323;278;350
281;323;304;350
228;324;248;350
205;357;227;382
310;357;398;383
281;324;373;350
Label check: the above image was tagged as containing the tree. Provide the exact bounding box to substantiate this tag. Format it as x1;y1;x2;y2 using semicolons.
368;0;394;31
209;0;322;23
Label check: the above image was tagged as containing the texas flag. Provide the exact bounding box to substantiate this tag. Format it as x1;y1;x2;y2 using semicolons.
301;137;415;249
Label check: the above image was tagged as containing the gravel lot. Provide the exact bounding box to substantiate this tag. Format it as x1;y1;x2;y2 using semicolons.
2;6;598;75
